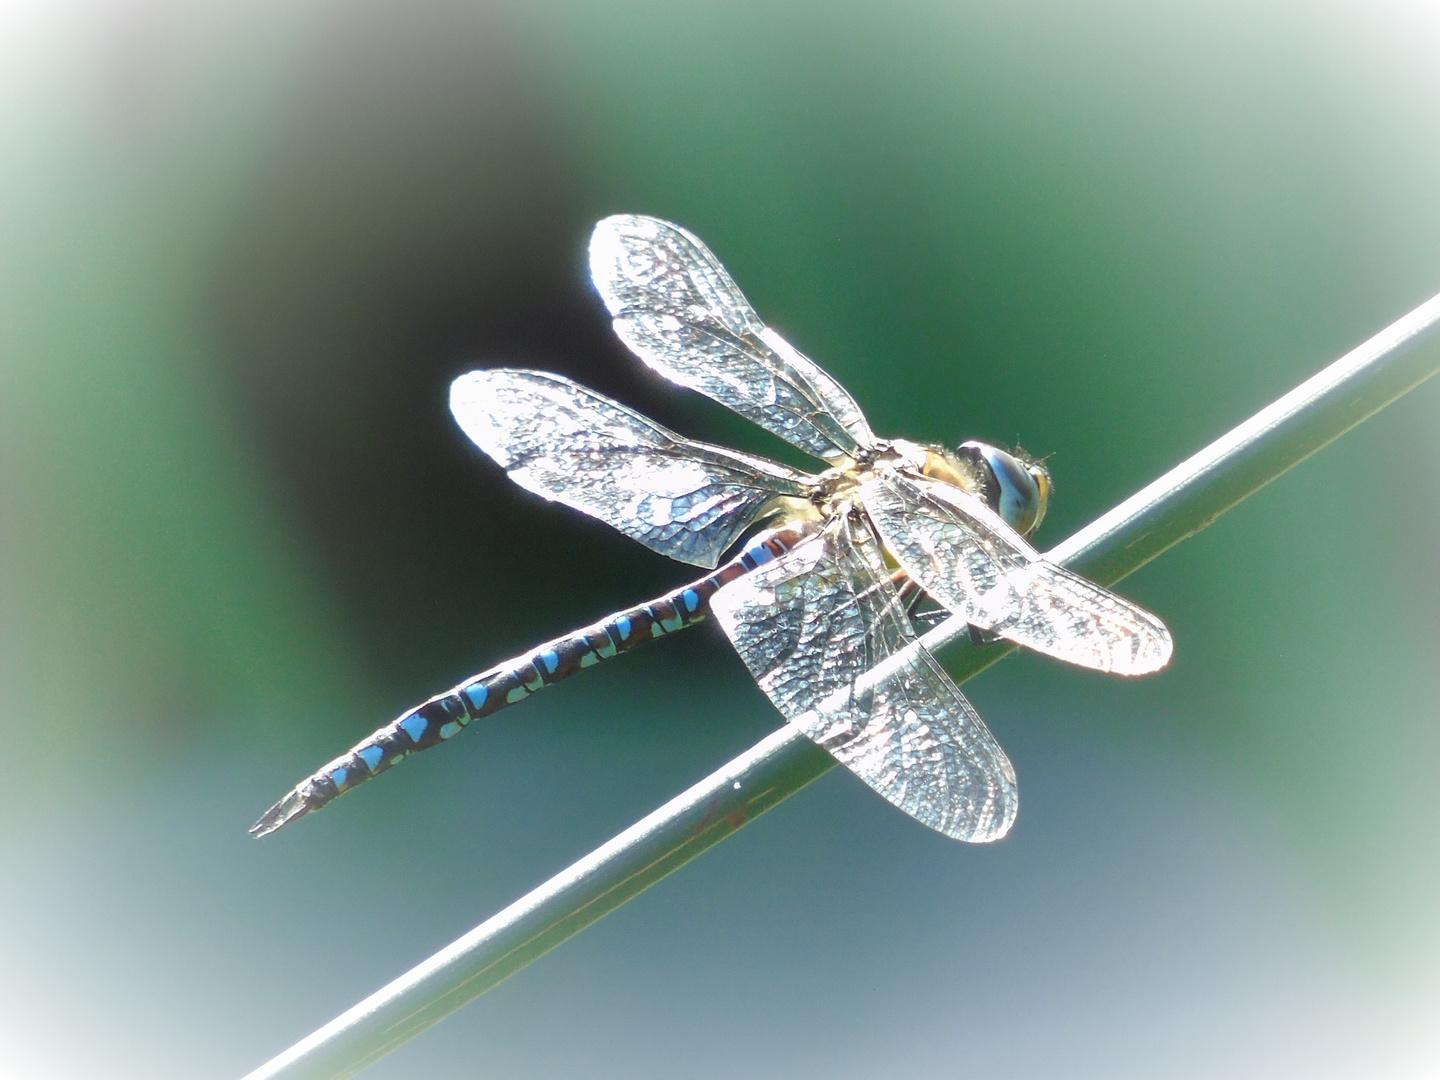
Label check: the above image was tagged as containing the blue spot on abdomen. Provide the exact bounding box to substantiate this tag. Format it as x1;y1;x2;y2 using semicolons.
358;746;384;772
461;683;488;713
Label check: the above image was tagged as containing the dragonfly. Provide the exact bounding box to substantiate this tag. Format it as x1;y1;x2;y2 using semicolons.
251;215;1172;843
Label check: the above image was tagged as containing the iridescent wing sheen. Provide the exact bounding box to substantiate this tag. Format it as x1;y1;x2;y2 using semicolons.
860;472;1173;675
451;370;813;569
589;215;877;464
708;514;1018;842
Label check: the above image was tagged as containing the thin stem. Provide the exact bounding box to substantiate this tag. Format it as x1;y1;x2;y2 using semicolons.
241;291;1440;1080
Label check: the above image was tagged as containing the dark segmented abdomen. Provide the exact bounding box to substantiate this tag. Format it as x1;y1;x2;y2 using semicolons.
249;521;812;837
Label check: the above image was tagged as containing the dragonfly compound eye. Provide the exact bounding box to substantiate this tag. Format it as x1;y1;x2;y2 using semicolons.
957;441;1044;537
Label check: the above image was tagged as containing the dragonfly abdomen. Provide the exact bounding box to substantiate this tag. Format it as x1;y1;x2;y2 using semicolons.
249;522;813;837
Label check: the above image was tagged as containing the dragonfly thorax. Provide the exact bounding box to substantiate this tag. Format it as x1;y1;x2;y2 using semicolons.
800;439;911;520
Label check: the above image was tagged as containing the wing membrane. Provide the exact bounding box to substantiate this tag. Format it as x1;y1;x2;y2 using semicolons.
451;370;812;568
590;215;876;463
709;514;1018;842
861;473;1172;674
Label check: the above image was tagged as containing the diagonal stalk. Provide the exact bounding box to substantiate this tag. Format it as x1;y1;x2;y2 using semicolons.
242;290;1440;1080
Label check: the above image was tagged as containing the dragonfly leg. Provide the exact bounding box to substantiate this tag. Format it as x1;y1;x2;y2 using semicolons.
967;623;1000;648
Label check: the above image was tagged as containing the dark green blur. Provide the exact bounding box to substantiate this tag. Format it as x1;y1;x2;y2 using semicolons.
2;2;1438;1077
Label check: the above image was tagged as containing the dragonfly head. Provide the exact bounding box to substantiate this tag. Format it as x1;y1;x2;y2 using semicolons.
935;441;1052;538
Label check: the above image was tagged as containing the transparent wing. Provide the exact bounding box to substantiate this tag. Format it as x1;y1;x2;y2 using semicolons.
590;215;877;463
861;472;1173;674
709;514;1018;842
451;370;813;568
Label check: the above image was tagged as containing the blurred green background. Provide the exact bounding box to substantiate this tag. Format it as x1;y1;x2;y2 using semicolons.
2;0;1439;1076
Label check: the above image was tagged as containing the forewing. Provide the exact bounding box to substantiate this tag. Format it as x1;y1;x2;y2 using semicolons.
862;472;1173;674
451;370;812;568
708;516;1018;842
590;215;877;463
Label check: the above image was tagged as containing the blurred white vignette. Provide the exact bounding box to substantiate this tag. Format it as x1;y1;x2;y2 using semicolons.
2;1;1439;1078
